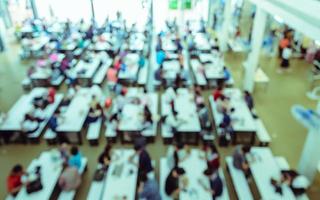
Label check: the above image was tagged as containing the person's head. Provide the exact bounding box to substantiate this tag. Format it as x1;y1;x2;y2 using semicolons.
244;90;250;97
172;167;185;178
241;145;251;154
134;143;144;153
203;168;217;176
199;103;205;109
230;108;235;113
175;142;185;151
70;146;79;156
11;164;23;176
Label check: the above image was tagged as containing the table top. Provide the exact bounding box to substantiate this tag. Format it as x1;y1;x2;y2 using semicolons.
0;88;60;132
162;88;201;132
16;150;63;200
209;88;256;132
118;53;140;80
247;147;296;200
56;88;92;132
101;149;138;200
179;149;213;200
71;55;102;79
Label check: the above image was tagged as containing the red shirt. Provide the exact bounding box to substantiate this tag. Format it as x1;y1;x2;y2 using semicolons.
7;174;22;193
213;89;223;101
48;88;56;103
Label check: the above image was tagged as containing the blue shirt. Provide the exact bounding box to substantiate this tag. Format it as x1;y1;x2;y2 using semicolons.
223;68;231;81
68;152;82;170
156;50;166;65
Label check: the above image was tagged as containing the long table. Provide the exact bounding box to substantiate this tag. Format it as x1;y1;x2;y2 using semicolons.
247;147;296;200
209;88;256;144
15;150;63;200
101;149;138;200
56;88;92;144
161;88;201;144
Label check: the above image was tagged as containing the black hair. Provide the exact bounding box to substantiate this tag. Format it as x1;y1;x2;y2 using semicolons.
70;146;79;155
242;145;251;153
12;164;23;173
173;167;185;175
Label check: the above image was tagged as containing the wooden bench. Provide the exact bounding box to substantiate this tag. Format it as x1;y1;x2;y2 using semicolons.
104;122;117;143
225;156;254;200
254;119;271;146
93;63;109;85
86;118;102;146
57;157;88;200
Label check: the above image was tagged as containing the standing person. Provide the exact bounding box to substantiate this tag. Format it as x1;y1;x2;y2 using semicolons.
279;45;292;73
130;144;153;176
232;145;251;176
278;36;290;58
165;167;186;199
68;146;83;171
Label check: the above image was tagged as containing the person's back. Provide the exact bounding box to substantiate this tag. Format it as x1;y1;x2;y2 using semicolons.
165;170;178;196
58;166;81;191
232;146;245;170
139;149;153;174
210;174;223;197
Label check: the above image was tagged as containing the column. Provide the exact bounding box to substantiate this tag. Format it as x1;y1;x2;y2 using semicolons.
30;0;38;19
243;7;267;92
207;0;214;28
298;128;320;182
219;0;232;52
0;0;12;28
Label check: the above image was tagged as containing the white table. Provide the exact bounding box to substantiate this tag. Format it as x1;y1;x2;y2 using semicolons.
72;54;103;80
101;149;138;200
16;150;62;200
179;149;213;200
0;88;49;132
118;53;140;81
247;147;296;200
163;60;181;80
56;88;92;144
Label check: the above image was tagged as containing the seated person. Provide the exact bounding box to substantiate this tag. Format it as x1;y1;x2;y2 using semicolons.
107;66;118;86
97;144;113;169
68;146;83;171
223;66;231;82
143;105;153;125
7;164;25;197
199;168;223;199
212;86;224;101
58;166;81;191
198;103;211;130
281;170;310;196
243;91;257;118
216;96;231;113
165;167;186;198
154;64;165;85
86;96;103;124
203;144;220;171
194;87;204;107
138;172;161;200
47;87;56;104
138;53;145;69
167;142;189;168
232;145;251;176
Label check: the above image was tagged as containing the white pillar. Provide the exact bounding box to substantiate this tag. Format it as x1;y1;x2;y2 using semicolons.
298;128;320;182
207;0;214;29
243;7;267;92
219;0;232;52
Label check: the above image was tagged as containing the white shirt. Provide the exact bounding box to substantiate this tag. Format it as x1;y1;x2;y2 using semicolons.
282;48;292;59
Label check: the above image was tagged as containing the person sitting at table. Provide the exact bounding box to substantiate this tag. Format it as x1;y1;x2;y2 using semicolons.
212;86;224;101
216;95;231;113
58;166;81;191
154;64;165;85
130;143;154;176
203;144;220;171
98;144;113;170
280;170;310;196
138;172;161;200
86;95;103;124
174;73;183;89
138;53;146;69
113;56;122;71
243;91;258;118
7;164;25;197
198;103;211;130
194;87;205;107
107;65;118;88
47;87;56;104
167;142;189;168
156;48;166;66
68;146;83;171
232;145;251;176
165;167;186;198
199;168;223;200
143;105;153;125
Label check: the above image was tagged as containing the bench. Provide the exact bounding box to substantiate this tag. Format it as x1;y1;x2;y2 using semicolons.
104;122;117;143
86;118;102;146
225;156;254;200
93;63;109;85
254;119;271;146
137;63;148;86
160;157;173;200
217;168;230;200
161;124;173;144
86;166;107;200
190;59;207;87
43;128;57;145
57;157;88;200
